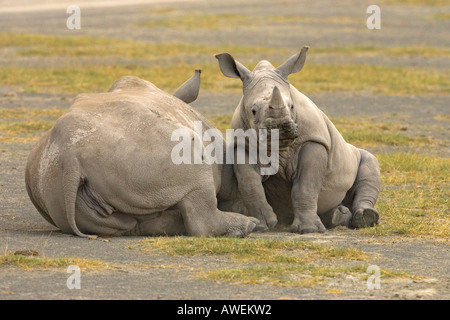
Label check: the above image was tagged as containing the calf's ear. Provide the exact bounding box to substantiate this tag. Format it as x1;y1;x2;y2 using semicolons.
173;69;201;104
215;53;252;84
276;46;309;79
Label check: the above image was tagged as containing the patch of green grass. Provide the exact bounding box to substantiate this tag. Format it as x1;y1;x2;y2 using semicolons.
139;12;368;31
2;33;449;96
4;33;450;60
0;108;65;120
365;153;449;238
0;121;52;135
0;108;65;142
378;153;449;185
293;64;450;95
139;237;368;264
430;13;450;20
136;237;419;287
3;63;446;96
314;45;450;58
141;13;253;30
0;253;110;270
200;264;419;287
331;118;435;148
433;114;450;121
0;64;226;94
0;32;287;60
370;187;449;238
200;265;366;287
208;115;233;133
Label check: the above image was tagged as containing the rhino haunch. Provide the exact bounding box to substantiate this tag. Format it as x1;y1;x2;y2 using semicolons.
25;71;258;237
216;47;381;234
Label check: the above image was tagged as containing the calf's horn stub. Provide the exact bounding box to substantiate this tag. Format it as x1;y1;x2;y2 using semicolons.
269;86;284;109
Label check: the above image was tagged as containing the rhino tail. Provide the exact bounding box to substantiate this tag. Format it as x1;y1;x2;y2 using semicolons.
62;158;91;238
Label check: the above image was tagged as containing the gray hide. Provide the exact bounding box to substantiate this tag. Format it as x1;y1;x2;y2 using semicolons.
216;47;381;233
25;71;258;237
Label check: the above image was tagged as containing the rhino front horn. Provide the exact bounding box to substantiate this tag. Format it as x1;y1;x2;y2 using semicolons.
269;86;284;109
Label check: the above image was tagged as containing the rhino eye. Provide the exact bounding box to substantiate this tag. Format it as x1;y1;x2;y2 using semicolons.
290;104;294;110
252;108;256;116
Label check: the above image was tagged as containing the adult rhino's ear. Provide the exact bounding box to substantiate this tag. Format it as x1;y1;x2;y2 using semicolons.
276;46;309;79
173;69;201;104
215;53;252;84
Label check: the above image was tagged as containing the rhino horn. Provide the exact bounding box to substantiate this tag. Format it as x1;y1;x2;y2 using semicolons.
276;46;309;79
269;86;284;109
173;69;201;104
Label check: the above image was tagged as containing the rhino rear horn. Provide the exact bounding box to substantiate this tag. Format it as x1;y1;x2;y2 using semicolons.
215;53;252;84
276;46;309;79
173;69;201;104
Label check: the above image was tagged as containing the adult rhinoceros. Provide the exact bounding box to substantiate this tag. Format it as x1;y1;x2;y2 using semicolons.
25;71;258;237
215;47;381;234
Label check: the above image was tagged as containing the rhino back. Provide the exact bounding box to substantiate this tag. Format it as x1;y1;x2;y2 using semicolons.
26;82;220;232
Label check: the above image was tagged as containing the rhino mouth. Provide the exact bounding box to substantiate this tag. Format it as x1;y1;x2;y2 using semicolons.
263;118;298;139
260;128;299;149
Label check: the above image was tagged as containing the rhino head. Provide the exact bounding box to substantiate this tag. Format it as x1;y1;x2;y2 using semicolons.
215;47;309;148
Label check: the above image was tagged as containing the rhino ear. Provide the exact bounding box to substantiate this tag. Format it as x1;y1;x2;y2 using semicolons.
276;46;309;79
173;69;201;104
215;53;252;84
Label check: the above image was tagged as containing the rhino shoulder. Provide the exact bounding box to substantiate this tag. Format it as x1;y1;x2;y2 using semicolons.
291;88;331;149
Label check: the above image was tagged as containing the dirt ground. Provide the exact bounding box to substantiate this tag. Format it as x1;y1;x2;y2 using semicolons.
0;0;448;301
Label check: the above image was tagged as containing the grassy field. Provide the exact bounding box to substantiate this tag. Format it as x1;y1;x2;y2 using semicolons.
1;31;448;240
133;237;420;287
1;33;449;95
0;28;448;290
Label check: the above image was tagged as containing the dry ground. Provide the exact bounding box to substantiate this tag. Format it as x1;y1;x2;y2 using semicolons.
0;0;448;300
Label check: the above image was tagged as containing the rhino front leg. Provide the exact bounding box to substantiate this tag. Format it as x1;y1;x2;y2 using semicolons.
291;142;327;234
344;149;381;228
233;162;278;231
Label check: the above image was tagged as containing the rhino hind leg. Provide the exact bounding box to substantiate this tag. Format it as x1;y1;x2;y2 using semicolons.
75;194;138;236
132;210;186;236
74;184;181;236
76;195;187;237
343;149;381;228
177;187;258;237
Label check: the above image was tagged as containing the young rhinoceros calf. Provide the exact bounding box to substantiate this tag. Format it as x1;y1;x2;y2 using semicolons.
25;71;258;237
216;47;381;234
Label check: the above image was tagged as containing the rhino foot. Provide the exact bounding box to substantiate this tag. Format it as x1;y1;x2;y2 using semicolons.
290;216;326;234
351;208;380;228
330;205;352;228
222;212;259;237
248;207;278;232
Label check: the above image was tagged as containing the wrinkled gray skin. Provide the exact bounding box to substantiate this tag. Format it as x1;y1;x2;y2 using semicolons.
216;47;381;234
25;71;258;237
